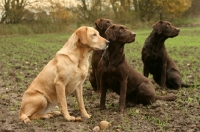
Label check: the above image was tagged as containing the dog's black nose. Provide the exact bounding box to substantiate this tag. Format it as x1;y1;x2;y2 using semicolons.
132;32;136;37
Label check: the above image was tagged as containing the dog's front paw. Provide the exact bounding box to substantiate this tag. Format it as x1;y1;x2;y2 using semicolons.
24;118;31;123
82;113;91;119
64;115;76;121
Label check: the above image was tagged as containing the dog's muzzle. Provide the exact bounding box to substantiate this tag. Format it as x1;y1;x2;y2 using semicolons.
176;28;180;32
132;32;136;37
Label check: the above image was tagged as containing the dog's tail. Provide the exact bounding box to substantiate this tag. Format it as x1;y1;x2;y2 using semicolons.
155;94;177;101
181;83;200;88
19;109;31;123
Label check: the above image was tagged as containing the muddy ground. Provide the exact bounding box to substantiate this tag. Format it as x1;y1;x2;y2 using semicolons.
0;33;200;132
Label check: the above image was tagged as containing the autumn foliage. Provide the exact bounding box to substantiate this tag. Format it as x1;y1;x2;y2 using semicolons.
0;0;199;33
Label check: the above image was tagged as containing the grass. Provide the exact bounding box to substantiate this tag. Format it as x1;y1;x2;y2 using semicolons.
1;26;200;131
127;108;140;116
0;32;72;89
0;23;74;36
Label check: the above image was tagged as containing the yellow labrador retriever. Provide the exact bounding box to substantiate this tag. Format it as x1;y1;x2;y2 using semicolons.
19;26;109;123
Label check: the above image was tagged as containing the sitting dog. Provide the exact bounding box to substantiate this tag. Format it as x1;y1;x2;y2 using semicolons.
142;21;196;89
97;24;176;113
89;18;113;92
19;26;109;123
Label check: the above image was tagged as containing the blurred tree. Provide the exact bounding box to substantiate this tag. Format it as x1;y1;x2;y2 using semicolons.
138;0;192;22
161;0;192;18
110;0;132;20
0;0;70;24
71;0;113;24
138;0;161;22
47;0;68;24
0;0;31;24
0;0;194;26
133;0;138;12
184;0;200;17
73;0;96;23
30;0;75;28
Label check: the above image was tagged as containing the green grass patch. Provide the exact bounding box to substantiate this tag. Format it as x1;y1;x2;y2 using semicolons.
0;26;200;132
1;26;200;88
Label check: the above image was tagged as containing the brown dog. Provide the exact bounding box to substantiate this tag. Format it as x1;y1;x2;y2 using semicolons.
19;26;109;123
89;18;113;92
142;20;195;89
97;24;176;113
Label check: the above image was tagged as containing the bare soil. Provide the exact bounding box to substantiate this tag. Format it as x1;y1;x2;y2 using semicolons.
0;35;200;132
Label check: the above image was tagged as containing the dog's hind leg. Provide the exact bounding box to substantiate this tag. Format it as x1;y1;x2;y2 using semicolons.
137;82;156;105
20;111;31;123
30;103;62;120
19;91;49;123
166;70;182;89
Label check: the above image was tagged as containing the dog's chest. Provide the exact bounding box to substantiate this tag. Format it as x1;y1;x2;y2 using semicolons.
103;64;117;76
103;68;121;89
105;74;121;93
69;62;88;82
65;67;88;95
74;63;88;80
145;54;164;72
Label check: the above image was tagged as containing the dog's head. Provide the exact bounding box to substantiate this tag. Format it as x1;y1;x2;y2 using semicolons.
75;26;109;50
105;24;136;43
152;21;180;38
94;18;113;34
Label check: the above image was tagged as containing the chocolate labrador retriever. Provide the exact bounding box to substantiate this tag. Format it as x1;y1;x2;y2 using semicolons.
97;24;176;113
142;20;198;89
89;18;113;92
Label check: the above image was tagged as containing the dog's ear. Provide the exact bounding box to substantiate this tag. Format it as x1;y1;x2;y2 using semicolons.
76;26;88;44
105;26;116;41
94;19;103;29
152;21;162;34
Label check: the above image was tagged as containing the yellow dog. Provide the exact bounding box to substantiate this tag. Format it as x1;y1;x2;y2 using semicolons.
19;26;109;123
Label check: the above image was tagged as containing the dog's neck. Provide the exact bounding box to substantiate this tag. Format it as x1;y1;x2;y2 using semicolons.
102;42;125;67
96;28;107;39
57;33;91;70
146;30;168;51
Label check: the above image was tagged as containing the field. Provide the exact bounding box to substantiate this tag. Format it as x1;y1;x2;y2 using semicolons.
0;26;200;132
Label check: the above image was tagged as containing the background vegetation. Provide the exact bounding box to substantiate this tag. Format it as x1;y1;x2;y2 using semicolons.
0;0;200;35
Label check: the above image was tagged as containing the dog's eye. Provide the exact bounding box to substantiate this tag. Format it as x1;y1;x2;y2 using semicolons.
119;28;124;32
106;21;110;24
93;33;97;36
